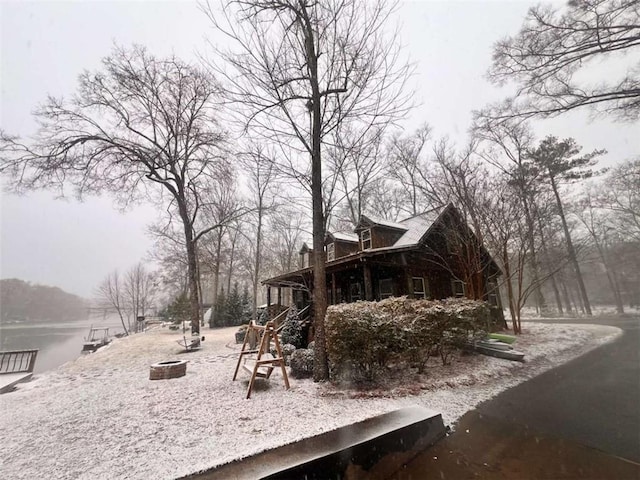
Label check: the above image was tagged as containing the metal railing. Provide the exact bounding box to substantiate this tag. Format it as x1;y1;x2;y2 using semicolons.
0;350;39;374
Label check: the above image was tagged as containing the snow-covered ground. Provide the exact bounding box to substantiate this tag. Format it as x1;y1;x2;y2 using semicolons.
0;322;621;479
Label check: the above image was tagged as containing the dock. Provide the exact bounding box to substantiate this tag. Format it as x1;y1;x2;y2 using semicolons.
0;349;38;394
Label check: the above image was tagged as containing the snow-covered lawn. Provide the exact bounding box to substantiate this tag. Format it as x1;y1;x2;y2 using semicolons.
0;322;621;479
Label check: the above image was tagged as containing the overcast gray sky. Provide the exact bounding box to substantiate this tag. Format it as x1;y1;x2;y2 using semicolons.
1;0;637;298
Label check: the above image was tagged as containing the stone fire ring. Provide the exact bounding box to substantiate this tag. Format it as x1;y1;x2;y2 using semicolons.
150;360;187;380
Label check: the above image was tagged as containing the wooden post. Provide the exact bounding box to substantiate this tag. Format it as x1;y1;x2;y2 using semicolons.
363;263;373;301
277;287;282;307
267;286;272;320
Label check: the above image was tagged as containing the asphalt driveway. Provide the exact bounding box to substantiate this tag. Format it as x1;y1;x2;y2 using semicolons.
477;316;640;463
390;315;640;480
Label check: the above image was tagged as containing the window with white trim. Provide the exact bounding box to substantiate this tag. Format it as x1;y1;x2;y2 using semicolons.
412;277;428;299
327;242;335;261
361;229;371;250
379;278;394;299
452;279;465;298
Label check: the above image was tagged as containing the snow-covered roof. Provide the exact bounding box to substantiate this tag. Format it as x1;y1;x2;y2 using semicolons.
393;207;443;248
324;207;445;256
330;232;359;243
360;215;408;231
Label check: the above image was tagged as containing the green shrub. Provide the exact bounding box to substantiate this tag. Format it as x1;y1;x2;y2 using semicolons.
290;348;314;378
325;297;491;381
257;307;268;326
325;302;405;382
281;343;296;366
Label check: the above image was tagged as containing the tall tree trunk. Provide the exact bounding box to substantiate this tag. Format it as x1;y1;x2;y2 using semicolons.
521;193;546;313
502;245;517;331
594;241;624;314
178;199;201;334
227;228;238;294
558;268;573;313
535;214;563;314
549;175;592;315
253;201;263;321
211;229;223;327
301;8;329;381
196;249;204;327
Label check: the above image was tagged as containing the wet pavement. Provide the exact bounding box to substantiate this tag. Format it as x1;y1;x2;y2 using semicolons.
356;410;640;479
353;315;640;479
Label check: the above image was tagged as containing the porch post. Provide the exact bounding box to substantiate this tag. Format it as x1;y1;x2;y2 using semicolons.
363;262;373;301
267;286;272;320
277;287;282;306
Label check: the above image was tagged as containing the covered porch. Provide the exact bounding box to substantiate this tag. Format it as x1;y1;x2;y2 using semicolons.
262;249;455;313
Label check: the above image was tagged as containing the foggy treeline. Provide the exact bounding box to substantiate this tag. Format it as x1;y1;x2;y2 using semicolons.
0;278;87;323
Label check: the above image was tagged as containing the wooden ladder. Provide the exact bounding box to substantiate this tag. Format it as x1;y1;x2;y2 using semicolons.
233;320;290;399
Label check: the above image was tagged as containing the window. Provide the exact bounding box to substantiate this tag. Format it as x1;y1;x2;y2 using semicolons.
361;229;371;250
412;277;428;299
452;279;465;298
379;278;394;299
302;252;311;268
327;243;335;261
350;282;362;302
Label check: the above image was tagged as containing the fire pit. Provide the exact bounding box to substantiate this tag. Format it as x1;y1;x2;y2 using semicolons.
149;360;187;380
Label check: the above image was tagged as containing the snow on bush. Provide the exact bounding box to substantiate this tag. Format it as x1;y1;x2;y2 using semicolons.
325;297;490;382
290;348;314;378
281;305;303;348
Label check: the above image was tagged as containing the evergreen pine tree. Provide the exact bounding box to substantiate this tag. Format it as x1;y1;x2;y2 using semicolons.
241;283;252;324
215;286;227;327
281;305;303;348
227;282;243;326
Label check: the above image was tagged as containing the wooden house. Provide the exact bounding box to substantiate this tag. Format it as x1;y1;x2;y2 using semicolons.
263;204;504;328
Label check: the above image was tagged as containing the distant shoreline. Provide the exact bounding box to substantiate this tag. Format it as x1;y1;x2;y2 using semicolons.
0;315;127;373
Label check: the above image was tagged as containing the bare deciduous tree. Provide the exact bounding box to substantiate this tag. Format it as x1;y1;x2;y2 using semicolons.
95;271;129;336
600;158;640;241
95;263;157;334
485;0;640;121
124;263;157;331
240;146;278;320
0;46;231;335
386;125;435;216
204;0;413;380
474;118;548;313
575;188;625;313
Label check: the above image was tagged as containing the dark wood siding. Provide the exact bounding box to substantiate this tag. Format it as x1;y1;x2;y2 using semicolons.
371;227;405;249
334;241;358;258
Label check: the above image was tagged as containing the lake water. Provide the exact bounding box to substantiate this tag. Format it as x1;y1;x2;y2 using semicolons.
0;314;127;373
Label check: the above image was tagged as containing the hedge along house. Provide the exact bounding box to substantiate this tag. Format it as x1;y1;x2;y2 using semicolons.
262;204;505;337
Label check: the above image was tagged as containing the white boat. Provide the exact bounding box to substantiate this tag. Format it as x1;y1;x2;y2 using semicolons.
82;327;111;353
476;339;513;351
